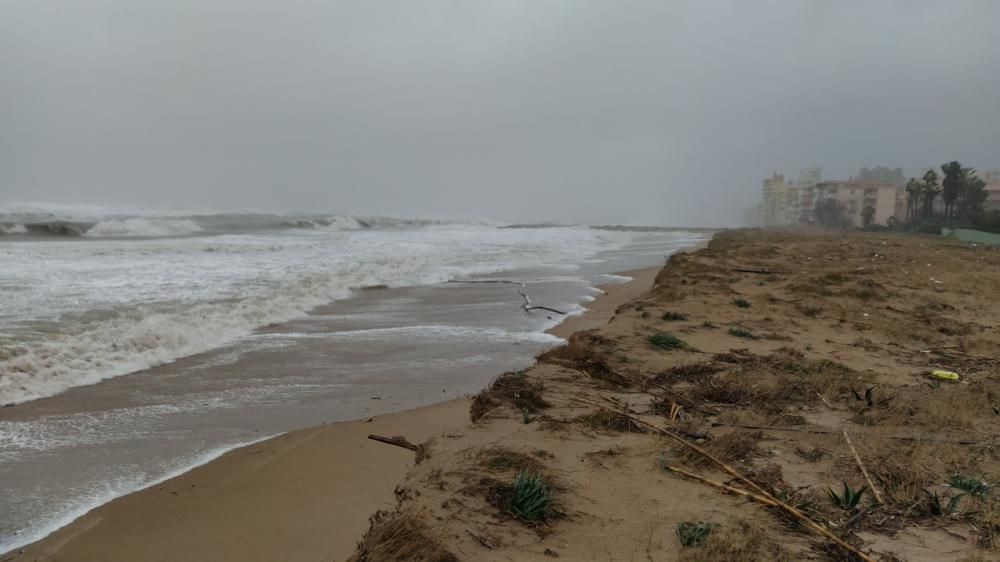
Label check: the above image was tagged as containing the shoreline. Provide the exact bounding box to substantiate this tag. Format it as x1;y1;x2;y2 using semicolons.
5;255;683;560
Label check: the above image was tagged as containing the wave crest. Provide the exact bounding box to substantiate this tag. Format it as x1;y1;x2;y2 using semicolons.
85;218;202;237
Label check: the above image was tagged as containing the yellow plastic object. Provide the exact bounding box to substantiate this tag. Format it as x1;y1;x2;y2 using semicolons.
931;370;960;381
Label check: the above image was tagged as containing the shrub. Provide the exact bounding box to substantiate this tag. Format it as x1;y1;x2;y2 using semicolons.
676;522;717;547
645;332;695;351
827;482;867;509
727;327;757;339
510;471;555;522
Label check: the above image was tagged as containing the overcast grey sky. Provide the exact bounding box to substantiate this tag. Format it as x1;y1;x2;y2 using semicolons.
2;1;998;225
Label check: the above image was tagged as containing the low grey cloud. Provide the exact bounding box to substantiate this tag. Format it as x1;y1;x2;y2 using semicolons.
3;1;998;225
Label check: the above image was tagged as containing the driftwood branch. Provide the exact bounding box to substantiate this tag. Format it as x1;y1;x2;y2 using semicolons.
843;430;884;505
367;434;426;462
465;529;495;550
447;279;567;315
731;267;784;275
663;464;778;506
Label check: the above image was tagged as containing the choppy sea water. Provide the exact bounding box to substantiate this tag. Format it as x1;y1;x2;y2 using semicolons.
0;202;707;553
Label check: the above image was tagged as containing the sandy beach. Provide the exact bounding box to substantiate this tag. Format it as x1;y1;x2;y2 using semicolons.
4;259;666;562
339;229;1000;562
11;229;1000;562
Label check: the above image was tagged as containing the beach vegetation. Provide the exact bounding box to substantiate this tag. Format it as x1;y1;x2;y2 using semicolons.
727;327;756;339
577;408;645;433
480;447;545;474
645;332;695;351
470;370;548;423
676;521;716;547
348;510;457;562
676;520;793;561
949;474;989;497
732;297;751;308
671;430;759;467
509;471;556;523
827;482;867;509
925;489;965;516
662;311;688;321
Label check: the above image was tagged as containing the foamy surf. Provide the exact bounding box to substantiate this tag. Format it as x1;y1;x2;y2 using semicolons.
0;208;671;405
0;435;273;555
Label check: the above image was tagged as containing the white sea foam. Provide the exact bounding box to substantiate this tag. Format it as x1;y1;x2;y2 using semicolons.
260;325;564;345
0;222;641;405
85;218;203;237
0;436;272;555
1;224;27;234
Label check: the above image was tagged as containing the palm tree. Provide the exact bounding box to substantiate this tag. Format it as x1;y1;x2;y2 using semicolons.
861;205;876;227
940;162;961;220
922;182;941;218
905;178;921;222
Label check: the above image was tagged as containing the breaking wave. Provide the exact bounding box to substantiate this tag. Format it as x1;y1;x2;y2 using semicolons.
85;218;203;237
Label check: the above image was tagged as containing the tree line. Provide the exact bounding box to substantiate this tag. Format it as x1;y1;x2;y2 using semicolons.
814;161;994;231
903;162;988;223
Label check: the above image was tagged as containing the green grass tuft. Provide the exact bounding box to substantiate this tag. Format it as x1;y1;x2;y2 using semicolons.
645;332;695;351
676;521;717;547
949;474;990;497
732;297;751;308
510;471;555;522
662;311;689;321
727;327;757;339
827;482;867;509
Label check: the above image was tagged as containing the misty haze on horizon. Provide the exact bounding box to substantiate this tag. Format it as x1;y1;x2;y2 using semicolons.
2;1;999;226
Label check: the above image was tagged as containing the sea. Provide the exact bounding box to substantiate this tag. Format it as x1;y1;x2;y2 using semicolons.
0;202;707;553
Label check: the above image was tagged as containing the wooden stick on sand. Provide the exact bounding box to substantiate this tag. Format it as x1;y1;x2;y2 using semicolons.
843;430;884;505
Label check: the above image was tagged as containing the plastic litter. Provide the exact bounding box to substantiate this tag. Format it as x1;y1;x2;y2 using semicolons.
931;370;960;381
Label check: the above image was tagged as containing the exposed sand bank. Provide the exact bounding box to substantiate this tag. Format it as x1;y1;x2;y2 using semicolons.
6;262;671;561
341;229;1000;562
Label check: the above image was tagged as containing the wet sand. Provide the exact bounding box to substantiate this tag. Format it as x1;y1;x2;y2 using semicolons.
5;267;663;562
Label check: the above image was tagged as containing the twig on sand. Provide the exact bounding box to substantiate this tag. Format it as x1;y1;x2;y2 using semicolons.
731;267;784;275
447;279;566;315
843;430;883;505
710;421;991;445
367;434;427;462
465;529;494;550
586;395;875;562
662;464;778;506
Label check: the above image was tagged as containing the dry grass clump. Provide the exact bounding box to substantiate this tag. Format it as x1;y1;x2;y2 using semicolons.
537;330;613;365
689;372;760;407
470;370;549;422
673;430;759;467
855;383;993;430
348;510;457;562
677;519;795;562
690;350;863;412
537;331;632;387
850;439;972;504
576;408;646;433
795;447;829;463
479;447;545;474
652;362;723;385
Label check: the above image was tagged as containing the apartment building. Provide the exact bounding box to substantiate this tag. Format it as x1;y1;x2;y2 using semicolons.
813;180;902;226
758;166;903;227
984;171;1000;211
